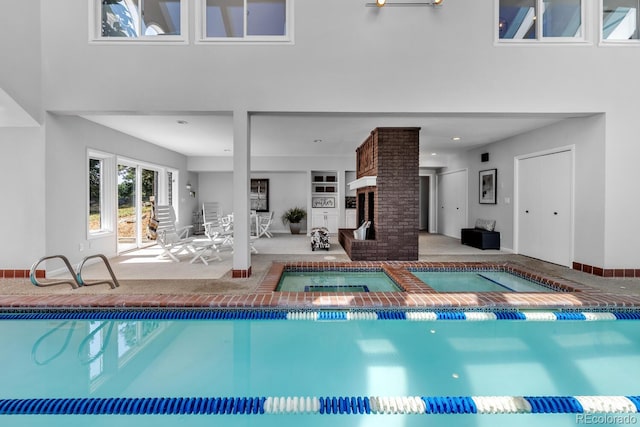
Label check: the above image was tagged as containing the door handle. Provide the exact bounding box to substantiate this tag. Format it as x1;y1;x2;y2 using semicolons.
525;210;529;213
553;212;558;215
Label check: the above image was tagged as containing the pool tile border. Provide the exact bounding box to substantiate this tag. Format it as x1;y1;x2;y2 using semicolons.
1;261;640;311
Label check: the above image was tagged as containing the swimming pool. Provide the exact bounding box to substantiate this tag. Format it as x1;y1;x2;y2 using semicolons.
412;271;552;292
263;262;582;296
1;309;640;427
276;270;403;292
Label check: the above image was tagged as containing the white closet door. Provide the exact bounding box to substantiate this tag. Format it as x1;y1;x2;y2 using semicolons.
437;170;467;239
518;150;573;266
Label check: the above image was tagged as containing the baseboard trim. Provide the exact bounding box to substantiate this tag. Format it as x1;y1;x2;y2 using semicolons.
1;269;44;279
232;267;252;278
573;262;640;278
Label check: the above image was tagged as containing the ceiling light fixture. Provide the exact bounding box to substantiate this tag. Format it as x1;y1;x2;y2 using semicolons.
451;136;461;141
367;0;444;7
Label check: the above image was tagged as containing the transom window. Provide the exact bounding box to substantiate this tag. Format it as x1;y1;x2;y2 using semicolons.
93;0;187;42
199;0;291;42
498;0;583;42
603;0;640;40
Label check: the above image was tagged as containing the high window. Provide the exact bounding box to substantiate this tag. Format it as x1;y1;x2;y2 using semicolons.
93;0;187;42
198;0;291;42
602;0;640;41
498;0;583;42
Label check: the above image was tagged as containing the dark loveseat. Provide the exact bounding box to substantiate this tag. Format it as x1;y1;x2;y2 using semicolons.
461;219;500;250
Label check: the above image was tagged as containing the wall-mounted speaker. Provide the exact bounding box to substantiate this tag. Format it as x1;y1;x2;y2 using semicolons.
481;153;489;162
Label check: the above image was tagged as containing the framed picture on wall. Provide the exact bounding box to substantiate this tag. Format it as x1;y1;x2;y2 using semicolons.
479;169;497;204
312;197;335;208
250;179;269;212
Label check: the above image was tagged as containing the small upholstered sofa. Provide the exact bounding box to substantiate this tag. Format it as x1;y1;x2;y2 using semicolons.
461;219;500;250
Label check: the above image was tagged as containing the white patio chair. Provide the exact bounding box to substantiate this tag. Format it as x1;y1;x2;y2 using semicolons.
154;205;195;262
257;211;275;238
202;203;234;249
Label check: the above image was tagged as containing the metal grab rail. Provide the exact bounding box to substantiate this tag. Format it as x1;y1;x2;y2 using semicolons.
76;254;120;289
29;253;119;289
30;255;81;289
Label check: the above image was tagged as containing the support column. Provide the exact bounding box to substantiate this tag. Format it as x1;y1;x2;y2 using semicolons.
232;110;252;277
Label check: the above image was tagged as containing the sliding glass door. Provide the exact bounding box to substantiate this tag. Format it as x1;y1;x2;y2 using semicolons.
117;162;160;253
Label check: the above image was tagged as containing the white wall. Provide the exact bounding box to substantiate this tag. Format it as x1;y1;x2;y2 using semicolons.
198;171;310;234
446;115;606;267
0;128;46;268
0;1;41;123
44;115;193;267
1;1;639;268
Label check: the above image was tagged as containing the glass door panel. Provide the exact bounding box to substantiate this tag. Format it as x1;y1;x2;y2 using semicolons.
117;164;137;253
140;168;159;246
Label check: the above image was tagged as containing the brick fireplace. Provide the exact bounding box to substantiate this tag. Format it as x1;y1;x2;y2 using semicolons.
339;127;420;261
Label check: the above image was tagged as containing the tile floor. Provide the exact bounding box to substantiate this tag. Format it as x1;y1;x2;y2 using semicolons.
1;233;639;311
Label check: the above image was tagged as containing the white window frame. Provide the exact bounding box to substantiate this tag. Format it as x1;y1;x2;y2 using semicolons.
87;149;116;239
495;0;589;45
196;0;294;44
89;0;189;44
600;0;640;45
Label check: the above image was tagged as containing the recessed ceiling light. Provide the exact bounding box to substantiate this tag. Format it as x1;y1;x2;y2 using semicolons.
431;152;437;156
176;120;188;125
451;136;461;141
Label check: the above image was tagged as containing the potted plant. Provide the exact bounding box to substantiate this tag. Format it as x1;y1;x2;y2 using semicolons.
281;207;307;234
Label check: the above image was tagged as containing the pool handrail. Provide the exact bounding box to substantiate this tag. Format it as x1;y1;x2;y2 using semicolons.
30;253;119;289
30;255;81;289
76;254;120;289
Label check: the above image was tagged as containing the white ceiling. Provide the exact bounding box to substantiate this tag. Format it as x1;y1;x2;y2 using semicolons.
78;111;586;161
0;86;584;160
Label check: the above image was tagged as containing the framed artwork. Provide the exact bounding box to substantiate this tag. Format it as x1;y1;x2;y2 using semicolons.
479;169;497;204
250;179;269;212
312;196;335;208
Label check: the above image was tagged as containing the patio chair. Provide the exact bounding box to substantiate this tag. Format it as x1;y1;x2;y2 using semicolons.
202;202;234;251
154;205;195;262
257;211;275;238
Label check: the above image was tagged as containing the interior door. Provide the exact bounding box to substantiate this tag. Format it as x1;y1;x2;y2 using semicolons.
437;170;467;238
518;150;573;266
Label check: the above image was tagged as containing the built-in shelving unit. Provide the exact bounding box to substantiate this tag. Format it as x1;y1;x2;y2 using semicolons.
311;170;339;232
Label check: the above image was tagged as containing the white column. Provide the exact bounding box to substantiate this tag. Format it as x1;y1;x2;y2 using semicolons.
232;110;251;277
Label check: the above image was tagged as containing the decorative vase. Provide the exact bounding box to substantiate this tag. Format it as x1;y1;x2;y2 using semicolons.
289;223;302;234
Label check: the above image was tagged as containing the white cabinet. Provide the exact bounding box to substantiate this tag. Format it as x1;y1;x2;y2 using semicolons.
311;209;339;233
345;209;357;229
311;170;339;233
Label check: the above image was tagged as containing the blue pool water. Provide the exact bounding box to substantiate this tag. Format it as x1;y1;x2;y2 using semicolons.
277;270;402;292
1;312;640;427
412;271;552;292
